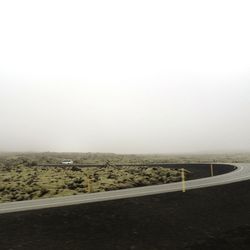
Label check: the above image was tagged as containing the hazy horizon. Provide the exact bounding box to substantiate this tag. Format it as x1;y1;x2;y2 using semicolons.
1;1;250;154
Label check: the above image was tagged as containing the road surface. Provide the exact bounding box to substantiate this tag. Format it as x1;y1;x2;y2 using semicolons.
0;163;250;214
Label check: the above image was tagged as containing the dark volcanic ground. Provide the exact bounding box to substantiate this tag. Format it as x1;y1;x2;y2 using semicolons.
0;165;249;250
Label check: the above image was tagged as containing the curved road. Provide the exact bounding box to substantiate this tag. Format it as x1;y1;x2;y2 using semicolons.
0;163;250;214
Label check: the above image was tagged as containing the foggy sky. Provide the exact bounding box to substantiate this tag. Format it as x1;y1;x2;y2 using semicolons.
0;0;250;154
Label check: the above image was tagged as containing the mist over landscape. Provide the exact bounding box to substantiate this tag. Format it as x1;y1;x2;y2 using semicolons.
1;2;250;250
0;0;250;154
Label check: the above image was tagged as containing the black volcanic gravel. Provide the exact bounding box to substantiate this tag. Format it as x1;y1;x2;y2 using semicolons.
0;164;249;250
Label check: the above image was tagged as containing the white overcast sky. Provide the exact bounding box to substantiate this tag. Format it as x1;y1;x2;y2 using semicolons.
0;0;250;153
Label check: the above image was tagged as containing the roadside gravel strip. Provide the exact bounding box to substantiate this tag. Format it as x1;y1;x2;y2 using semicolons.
1;163;250;214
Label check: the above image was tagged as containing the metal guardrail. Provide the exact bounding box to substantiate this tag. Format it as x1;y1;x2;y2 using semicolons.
37;163;214;168
38;163;174;167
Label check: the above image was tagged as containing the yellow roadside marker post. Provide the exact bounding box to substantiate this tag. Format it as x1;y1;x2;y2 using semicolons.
181;168;186;193
210;164;214;177
87;178;93;193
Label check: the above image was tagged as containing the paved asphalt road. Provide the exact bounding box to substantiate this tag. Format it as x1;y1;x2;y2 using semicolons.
0;163;250;214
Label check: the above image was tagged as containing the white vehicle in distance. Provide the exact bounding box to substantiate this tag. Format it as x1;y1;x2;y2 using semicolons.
61;159;74;165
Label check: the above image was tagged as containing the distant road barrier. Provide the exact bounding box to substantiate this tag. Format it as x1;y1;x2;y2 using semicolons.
37;163;221;168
